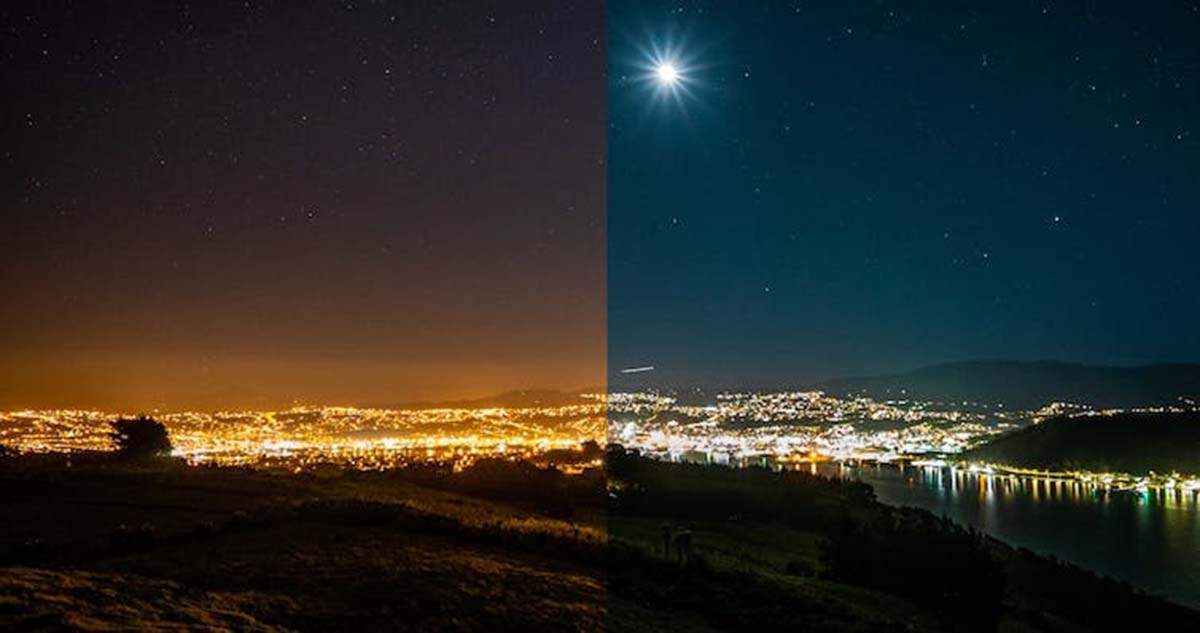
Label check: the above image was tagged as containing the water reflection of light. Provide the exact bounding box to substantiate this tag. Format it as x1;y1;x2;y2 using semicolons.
830;461;1200;609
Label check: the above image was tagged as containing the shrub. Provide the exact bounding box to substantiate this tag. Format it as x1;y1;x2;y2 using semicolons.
110;522;158;552
784;558;814;577
685;552;712;574
0;445;16;470
108;416;172;459
5;538;54;564
819;511;1006;630
191;521;216;539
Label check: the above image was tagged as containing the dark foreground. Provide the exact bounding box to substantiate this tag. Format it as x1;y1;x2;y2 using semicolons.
1;450;1197;632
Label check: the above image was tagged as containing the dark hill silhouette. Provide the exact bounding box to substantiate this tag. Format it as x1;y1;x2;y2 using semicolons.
964;411;1200;474
364;389;596;410
815;360;1200;409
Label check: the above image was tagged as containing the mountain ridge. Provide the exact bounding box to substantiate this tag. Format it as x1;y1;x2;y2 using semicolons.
813;360;1200;409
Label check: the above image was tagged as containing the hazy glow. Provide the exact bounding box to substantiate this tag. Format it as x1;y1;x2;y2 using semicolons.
655;62;679;85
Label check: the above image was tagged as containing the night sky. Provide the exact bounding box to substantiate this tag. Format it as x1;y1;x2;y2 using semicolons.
609;1;1200;389
1;2;605;410
5;2;1200;409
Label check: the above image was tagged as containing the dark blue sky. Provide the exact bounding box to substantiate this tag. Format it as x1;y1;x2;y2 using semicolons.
608;1;1200;388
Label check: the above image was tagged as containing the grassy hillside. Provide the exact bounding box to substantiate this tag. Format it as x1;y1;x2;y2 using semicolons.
2;449;1197;631
0;454;611;631
964;411;1200;474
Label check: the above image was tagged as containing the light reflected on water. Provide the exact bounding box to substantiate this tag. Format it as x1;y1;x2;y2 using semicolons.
827;462;1200;609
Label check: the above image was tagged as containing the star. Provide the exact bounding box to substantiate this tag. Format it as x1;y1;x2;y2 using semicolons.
628;35;699;111
656;62;680;85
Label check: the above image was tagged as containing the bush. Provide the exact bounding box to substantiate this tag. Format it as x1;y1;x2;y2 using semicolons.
784;558;814;577
0;445;16;470
110;522;158;552
685;552;712;574
5;538;54;564
819;510;1006;630
191;521;216;539
109;416;172;459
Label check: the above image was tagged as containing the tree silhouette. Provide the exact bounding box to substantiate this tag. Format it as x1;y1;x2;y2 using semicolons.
109;416;173;459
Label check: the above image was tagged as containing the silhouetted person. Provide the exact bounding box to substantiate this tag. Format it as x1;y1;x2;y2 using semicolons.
673;528;693;565
660;523;672;558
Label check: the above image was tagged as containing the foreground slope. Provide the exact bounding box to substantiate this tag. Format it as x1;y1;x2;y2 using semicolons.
0;456;609;631
2;451;1198;631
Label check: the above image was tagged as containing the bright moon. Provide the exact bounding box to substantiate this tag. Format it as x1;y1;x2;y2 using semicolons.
655;62;680;85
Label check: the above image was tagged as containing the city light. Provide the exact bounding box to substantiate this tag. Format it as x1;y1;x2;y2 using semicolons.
0;400;607;471
3;392;1196;490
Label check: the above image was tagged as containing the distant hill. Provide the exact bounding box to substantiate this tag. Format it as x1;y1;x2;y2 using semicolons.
964;411;1200;474
815;360;1200;409
365;389;595;410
